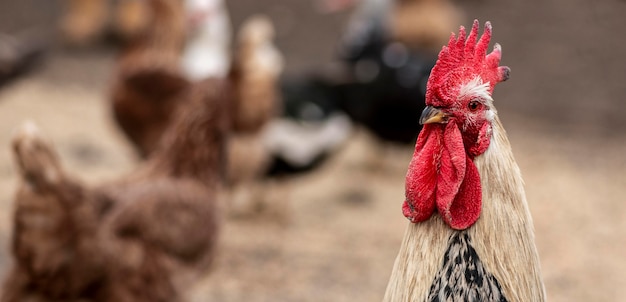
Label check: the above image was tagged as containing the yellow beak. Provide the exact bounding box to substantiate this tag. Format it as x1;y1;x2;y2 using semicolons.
419;106;449;125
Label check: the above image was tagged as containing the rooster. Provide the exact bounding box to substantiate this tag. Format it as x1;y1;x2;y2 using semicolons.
383;21;546;301
2;77;228;301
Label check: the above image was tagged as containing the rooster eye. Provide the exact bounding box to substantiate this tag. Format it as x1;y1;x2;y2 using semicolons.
468;100;481;111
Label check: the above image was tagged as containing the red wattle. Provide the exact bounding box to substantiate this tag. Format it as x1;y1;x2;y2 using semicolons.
435;122;466;218
403;121;483;230
440;155;482;229
403;124;441;223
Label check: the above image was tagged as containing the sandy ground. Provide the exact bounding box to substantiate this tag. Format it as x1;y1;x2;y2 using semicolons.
1;0;626;301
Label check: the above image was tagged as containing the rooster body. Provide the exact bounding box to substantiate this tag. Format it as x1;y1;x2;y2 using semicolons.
384;21;545;301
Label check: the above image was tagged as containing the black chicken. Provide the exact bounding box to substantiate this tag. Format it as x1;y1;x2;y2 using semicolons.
334;18;435;144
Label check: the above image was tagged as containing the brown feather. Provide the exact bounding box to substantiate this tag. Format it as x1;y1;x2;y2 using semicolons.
111;0;187;157
2;74;228;301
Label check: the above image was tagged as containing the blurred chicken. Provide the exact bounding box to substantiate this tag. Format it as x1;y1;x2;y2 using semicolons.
335;37;435;145
111;7;275;160
111;0;188;157
229;16;283;134
111;15;280;155
225;16;284;216
271;0;462;174
60;0;154;46
110;13;284;216
335;0;462;145
264;75;353;175
2;77;229;301
181;0;232;80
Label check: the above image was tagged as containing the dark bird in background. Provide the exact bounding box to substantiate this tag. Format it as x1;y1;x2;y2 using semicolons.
333;22;435;145
263;75;353;176
268;0;462;174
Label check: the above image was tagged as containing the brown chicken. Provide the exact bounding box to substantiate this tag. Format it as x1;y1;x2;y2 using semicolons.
111;0;188;158
111;13;283;215
225;16;284;214
112;13;281;158
383;21;545;301
1;76;229;302
228;15;283;134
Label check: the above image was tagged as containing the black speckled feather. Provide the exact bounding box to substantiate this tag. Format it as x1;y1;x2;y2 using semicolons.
427;232;508;302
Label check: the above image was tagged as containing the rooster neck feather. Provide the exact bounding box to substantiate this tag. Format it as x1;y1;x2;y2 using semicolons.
467;116;545;301
383;116;545;302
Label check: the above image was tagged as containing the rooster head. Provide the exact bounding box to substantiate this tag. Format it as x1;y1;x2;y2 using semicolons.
403;20;509;230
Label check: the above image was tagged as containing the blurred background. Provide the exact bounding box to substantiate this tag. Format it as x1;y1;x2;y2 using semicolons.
0;0;625;301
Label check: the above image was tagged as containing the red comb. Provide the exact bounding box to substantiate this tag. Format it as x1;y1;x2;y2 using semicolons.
426;20;510;107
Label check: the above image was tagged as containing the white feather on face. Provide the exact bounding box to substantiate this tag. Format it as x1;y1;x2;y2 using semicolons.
458;76;496;123
458;77;491;102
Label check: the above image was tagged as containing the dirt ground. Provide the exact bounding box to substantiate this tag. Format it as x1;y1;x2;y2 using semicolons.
0;0;626;301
